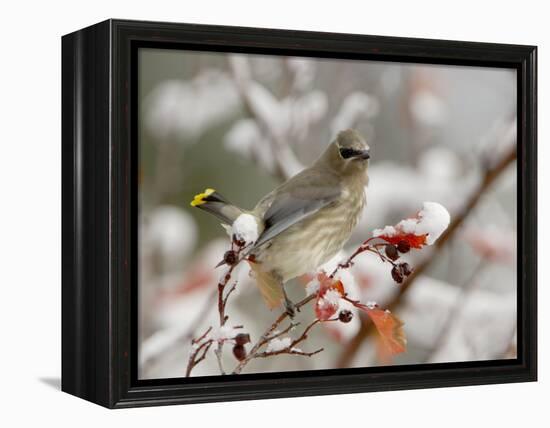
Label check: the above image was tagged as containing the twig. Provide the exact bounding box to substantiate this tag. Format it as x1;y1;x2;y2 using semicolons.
185;240;246;377
232;293;318;374
185;326;214;377
233;318;336;372
329;237;391;278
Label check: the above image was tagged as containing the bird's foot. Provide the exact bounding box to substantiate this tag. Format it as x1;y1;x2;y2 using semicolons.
284;297;297;319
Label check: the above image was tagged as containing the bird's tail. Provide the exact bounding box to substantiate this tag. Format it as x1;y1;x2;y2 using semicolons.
190;188;243;225
248;261;284;309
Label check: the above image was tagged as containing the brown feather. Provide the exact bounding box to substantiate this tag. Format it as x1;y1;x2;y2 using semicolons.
248;261;284;309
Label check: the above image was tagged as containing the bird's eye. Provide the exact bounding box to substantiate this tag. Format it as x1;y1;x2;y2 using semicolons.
339;148;357;159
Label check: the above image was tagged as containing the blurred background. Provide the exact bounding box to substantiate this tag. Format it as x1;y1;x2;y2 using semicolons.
137;48;517;379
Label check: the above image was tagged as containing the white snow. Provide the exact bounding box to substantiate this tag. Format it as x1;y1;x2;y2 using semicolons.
210;325;240;342
333;268;357;297
266;337;292;352
232;213;259;244
322;289;343;305
372;225;396;238
305;277;321;295
416;202;451;244
397;218;417;234
372;201;450;246
366;301;377;309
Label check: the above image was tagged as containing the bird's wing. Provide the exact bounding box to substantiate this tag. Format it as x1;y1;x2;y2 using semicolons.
251;171;341;250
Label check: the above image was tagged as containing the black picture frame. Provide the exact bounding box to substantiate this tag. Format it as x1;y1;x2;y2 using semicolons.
61;19;537;408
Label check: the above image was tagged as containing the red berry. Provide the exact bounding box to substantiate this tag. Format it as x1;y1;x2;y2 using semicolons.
391;266;404;283
338;310;353;323
385;244;399;261
397;240;411;254
234;333;250;346
232;344;247;361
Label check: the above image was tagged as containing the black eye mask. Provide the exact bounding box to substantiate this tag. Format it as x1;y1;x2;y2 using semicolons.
340;147;367;159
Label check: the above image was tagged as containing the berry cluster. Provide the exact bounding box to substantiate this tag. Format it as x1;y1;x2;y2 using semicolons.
384;241;413;284
232;333;251;361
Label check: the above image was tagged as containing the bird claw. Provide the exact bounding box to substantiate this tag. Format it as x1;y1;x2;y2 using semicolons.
284;298;297;319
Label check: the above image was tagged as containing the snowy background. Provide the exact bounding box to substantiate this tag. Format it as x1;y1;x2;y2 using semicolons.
137;48;517;379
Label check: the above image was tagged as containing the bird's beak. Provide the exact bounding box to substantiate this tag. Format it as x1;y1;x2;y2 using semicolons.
355;149;370;160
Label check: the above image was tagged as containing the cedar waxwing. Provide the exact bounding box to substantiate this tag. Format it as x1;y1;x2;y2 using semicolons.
191;129;370;316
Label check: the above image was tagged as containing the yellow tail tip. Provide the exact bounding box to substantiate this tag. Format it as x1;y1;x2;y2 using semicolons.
190;188;216;207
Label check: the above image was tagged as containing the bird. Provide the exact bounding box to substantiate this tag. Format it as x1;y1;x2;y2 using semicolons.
190;129;370;317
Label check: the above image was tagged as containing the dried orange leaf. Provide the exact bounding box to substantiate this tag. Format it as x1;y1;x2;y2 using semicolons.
365;308;407;355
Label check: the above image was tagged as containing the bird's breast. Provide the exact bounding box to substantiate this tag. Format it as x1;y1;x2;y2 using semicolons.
256;186;366;281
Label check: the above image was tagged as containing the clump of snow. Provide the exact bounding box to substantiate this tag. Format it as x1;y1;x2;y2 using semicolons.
210;325;240;342
366;301;377;309
397;218;417;234
416;202;451;244
373;201;450;246
322;289;343;306
372;225;397;238
232;214;259;244
266;337;292;352
305;277;321;295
